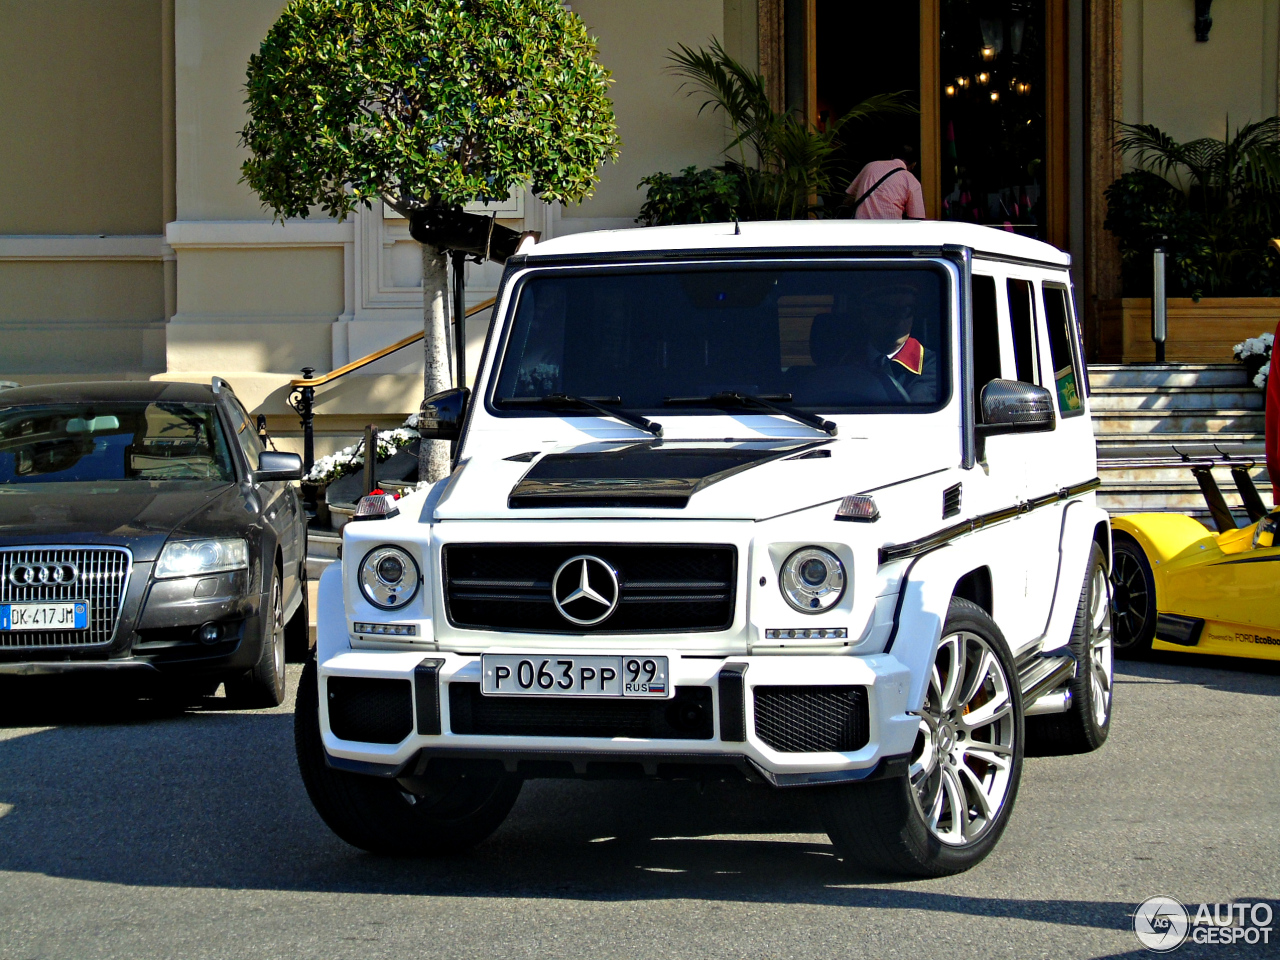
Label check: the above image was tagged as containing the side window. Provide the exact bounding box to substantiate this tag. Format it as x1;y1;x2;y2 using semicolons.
1006;278;1038;384
971;274;1002;414
229;400;264;469
1042;283;1084;417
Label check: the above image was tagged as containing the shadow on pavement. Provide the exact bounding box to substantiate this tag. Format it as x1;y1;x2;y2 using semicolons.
1116;654;1280;696
0;683;1148;935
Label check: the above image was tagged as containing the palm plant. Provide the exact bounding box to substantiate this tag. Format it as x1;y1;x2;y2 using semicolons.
663;40;915;221
1107;118;1280;297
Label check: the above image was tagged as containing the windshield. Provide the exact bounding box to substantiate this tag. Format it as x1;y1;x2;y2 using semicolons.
0;401;235;484
493;264;950;413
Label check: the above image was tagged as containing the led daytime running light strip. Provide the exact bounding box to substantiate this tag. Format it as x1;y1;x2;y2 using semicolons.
353;622;417;637
765;628;848;640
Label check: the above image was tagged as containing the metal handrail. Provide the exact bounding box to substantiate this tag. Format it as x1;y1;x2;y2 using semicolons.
288;296;496;472
289;297;495;389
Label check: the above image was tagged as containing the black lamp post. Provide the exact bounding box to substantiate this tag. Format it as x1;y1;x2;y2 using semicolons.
1195;0;1213;42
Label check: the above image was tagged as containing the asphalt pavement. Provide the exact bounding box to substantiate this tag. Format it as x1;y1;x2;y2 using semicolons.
0;654;1276;960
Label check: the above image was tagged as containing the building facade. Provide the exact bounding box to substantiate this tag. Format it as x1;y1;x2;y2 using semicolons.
1;0;1276;455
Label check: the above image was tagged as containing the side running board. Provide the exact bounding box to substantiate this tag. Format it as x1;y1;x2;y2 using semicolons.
1017;649;1077;716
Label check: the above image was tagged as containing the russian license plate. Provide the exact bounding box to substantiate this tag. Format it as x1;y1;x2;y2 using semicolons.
0;602;88;631
481;654;669;698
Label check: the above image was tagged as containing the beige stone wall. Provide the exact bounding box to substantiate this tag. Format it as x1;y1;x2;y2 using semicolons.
0;0;167;381
0;261;165;374
168;247;343;373
1123;0;1280;141
560;0;729;221
175;0;288;221
0;0;165;235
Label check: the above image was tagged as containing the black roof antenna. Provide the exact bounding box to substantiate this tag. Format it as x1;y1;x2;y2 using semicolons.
733;217;741;236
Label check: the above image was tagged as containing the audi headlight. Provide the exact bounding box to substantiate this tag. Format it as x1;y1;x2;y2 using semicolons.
779;546;846;613
359;545;420;610
156;538;248;579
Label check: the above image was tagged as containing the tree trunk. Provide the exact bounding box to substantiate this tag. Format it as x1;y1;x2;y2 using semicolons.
418;242;452;482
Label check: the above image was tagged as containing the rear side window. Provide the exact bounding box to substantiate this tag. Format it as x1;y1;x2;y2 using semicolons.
1006;279;1038;385
1041;284;1084;417
971;275;1002;413
229;400;264;468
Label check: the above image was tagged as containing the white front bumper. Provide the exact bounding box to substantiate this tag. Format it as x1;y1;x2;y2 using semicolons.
317;647;919;785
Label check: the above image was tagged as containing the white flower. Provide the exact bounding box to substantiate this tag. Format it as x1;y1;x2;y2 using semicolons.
1233;333;1274;361
303;426;419;483
1255;367;1270;389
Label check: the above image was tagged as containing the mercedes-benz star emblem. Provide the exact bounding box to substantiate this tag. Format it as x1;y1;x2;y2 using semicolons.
551;555;620;626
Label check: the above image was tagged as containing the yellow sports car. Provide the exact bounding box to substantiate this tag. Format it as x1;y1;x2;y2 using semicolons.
1107;444;1280;661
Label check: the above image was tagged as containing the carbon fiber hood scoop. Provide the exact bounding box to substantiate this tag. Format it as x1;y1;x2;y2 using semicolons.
507;439;828;509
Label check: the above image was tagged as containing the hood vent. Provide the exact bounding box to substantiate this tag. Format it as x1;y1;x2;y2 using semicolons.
508;440;823;509
943;483;963;519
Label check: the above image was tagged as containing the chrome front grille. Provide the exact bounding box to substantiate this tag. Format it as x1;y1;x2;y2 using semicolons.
0;547;131;648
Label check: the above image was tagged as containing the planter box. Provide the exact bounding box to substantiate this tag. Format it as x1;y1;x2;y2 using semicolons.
1095;297;1280;363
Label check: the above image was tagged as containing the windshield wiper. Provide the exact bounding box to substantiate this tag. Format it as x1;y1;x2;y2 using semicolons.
663;392;837;437
498;394;663;437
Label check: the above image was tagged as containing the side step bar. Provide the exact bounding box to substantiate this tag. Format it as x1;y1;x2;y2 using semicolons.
1017;649;1077;716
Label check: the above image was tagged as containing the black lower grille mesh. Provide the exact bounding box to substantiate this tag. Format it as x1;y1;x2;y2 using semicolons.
327;677;413;744
753;685;869;753
448;683;713;740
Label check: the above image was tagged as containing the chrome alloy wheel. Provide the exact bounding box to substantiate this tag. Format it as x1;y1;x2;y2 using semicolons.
1086;563;1114;728
910;631;1017;846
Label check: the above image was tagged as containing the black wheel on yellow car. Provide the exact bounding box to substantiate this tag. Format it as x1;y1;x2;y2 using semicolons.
294;659;522;856
1111;532;1157;658
1027;543;1113;754
817;599;1023;877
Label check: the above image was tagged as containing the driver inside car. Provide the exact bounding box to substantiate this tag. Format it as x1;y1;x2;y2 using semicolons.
801;284;938;405
859;284;937;403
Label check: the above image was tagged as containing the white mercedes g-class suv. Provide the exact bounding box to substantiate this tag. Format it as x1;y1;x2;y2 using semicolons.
296;221;1113;877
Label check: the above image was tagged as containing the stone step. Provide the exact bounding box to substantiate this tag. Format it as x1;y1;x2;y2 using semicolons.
306;529;342;579
1098;465;1269;484
1087;363;1249;388
1087;386;1264;411
1090;409;1265;435
1095;432;1263;448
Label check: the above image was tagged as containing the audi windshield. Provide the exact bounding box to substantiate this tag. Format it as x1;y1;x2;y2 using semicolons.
0;402;235;484
492;264;951;413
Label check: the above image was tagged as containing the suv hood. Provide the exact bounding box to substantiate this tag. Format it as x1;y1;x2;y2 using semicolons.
433;438;951;522
0;482;242;561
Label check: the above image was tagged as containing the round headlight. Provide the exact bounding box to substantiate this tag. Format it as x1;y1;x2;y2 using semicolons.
779;546;846;614
359;545;420;610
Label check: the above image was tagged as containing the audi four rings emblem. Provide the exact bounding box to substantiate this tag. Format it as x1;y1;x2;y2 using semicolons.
551;555;620;626
8;562;79;587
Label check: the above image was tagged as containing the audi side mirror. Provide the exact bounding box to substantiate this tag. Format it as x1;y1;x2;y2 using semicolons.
255;451;303;483
976;379;1056;437
419;387;470;441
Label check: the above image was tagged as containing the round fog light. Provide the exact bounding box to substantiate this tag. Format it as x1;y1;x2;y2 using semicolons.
199;622;220;644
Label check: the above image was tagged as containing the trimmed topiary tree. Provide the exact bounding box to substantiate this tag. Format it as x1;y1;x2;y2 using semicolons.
240;0;619;481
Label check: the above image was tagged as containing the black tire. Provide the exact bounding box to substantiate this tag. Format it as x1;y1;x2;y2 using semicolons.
224;569;286;708
284;581;311;663
1026;543;1113;755
1111;532;1157;658
294;659;522;855
816;598;1024;878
